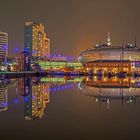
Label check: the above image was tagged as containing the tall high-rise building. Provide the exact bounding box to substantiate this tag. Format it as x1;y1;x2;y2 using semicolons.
0;31;8;61
24;21;50;58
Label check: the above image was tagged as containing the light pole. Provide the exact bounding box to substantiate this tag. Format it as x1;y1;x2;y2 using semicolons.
14;48;19;71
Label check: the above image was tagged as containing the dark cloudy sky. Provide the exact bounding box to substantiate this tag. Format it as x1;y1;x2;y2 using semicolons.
0;0;139;57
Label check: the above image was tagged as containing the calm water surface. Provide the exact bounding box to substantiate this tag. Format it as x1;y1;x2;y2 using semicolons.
0;76;140;139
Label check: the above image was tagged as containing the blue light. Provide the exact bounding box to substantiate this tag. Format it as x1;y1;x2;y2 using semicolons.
53;87;56;92
24;96;29;102
24;48;29;52
58;87;60;90
2;102;7;107
3;45;8;50
15;48;18;51
14;98;19;104
53;54;56;58
49;88;51;92
32;96;36;100
32;50;37;54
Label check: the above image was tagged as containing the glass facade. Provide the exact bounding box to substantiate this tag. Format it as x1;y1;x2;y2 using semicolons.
24;21;50;58
0;31;8;60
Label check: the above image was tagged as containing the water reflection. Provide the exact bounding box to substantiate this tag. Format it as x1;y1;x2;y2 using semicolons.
1;76;140;120
79;76;140;109
0;76;80;120
0;80;8;112
21;77;50;120
19;77;80;120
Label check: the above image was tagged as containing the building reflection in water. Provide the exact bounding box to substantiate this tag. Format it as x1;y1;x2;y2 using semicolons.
18;76;80;120
18;77;50;120
79;76;140;109
0;80;8;112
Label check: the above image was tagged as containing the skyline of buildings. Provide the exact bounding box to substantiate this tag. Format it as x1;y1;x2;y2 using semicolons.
0;21;51;65
1;21;140;75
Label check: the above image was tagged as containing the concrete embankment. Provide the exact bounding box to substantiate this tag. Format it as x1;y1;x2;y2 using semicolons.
0;71;38;79
0;71;140;79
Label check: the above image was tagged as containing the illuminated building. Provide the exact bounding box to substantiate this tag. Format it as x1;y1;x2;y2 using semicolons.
24;21;50;58
23;78;50;120
0;31;8;61
78;33;140;73
0;81;8;112
39;61;82;71
18;51;30;71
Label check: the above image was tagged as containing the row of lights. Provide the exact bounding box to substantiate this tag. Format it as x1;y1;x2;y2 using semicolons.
14;82;79;104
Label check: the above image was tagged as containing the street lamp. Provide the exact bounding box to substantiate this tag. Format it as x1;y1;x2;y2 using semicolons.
14;48;19;60
14;48;19;71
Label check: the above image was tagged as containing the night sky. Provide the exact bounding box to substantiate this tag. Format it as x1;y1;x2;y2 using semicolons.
0;0;139;57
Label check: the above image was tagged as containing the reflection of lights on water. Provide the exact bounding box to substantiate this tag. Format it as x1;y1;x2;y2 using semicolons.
50;83;79;93
13;82;79;105
24;96;29;103
49;88;51;92
58;87;60;91
2;102;7;106
53;88;56;92
14;98;19;104
32;96;36;100
96;98;98;102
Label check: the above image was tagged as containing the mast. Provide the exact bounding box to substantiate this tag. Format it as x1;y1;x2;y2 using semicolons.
107;32;112;47
121;43;124;72
134;36;137;48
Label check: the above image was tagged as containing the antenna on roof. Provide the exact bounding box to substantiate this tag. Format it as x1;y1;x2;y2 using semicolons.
107;32;112;47
134;36;137;47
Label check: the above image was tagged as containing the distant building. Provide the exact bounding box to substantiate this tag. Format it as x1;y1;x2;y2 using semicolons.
24;21;50;58
0;31;8;61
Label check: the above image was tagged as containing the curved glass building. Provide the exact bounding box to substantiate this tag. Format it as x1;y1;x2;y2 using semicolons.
78;34;140;73
79;45;140;66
